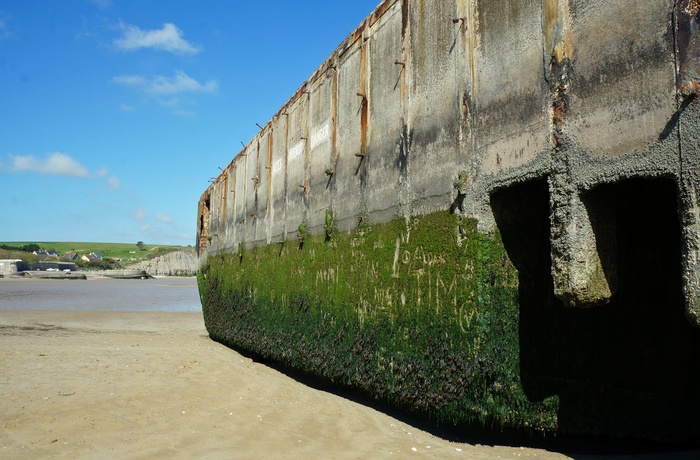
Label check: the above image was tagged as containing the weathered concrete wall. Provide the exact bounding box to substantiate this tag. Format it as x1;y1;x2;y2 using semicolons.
197;0;700;440
198;0;700;324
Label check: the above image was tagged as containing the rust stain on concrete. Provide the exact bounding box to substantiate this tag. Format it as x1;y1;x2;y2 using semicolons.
544;0;573;64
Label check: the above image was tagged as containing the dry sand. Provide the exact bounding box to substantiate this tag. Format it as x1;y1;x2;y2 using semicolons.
0;310;693;459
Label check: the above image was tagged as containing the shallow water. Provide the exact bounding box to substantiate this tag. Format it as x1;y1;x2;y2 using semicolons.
0;277;202;312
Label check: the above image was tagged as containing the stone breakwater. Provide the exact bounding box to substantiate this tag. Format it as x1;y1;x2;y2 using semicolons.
197;0;700;442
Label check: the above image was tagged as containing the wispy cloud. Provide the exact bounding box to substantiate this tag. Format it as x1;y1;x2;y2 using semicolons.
134;208;148;221
4;152;91;178
156;213;175;223
107;176;121;191
138;222;192;245
140;223;157;233
114;22;200;54
133;208;175;225
113;71;217;111
119;103;137;112
94;167;120;191
112;75;147;86
88;0;112;9
173;110;197;117
113;70;218;95
132;207;181;241
150;71;218;94
0;18;11;40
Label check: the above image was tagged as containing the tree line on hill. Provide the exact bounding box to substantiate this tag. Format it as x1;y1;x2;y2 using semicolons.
0;243;40;253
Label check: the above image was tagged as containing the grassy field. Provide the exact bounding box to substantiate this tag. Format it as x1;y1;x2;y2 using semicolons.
0;242;188;264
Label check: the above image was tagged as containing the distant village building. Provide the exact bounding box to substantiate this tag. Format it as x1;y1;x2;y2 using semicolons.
30;261;77;271
81;252;103;263
63;252;79;261
33;250;59;259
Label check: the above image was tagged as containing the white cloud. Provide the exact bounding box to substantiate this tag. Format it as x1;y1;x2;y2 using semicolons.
113;71;218;96
114;22;200;54
5;152;90;178
2;154;122;193
156;213;175;223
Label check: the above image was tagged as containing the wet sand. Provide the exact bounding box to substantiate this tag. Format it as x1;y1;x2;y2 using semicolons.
0;277;201;312
0;309;578;459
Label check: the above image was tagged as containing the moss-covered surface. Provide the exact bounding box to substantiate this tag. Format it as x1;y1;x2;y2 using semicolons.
198;211;558;432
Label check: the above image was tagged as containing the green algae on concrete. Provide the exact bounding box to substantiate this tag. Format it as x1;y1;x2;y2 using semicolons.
198;211;559;432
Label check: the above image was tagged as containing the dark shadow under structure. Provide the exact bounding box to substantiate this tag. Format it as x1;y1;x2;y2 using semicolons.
491;177;700;442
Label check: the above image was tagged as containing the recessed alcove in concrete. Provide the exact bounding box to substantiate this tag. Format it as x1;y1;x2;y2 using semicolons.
491;177;700;440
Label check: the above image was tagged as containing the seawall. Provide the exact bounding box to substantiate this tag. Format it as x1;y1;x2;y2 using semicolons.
197;0;700;441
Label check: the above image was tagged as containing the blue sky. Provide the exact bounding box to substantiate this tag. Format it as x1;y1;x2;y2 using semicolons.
0;0;379;246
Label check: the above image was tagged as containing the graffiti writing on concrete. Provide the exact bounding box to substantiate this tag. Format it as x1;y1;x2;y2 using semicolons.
310;121;331;150
288;141;304;162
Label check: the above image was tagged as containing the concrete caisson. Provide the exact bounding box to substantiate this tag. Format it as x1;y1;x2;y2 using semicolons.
198;0;700;440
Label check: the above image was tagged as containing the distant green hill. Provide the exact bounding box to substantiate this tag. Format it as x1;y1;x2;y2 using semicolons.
0;242;188;265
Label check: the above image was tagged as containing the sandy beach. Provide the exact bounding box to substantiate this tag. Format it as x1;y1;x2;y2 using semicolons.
0;309;576;459
2;307;698;459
